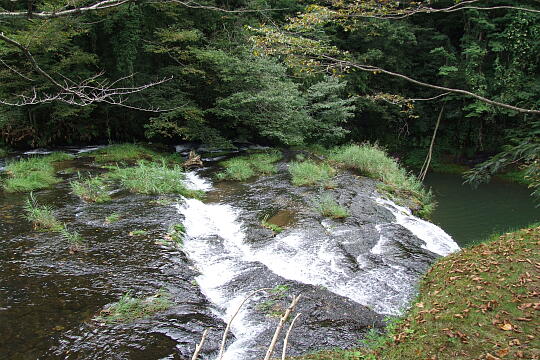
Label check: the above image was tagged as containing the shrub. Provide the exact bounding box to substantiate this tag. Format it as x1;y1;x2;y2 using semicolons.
288;161;335;186
216;151;282;181
329;144;433;217
95;290;172;323
71;176;111;203
107;160;202;198
3;152;72;192
314;193;349;219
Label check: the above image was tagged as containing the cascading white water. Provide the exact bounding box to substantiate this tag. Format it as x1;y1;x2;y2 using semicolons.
178;172;460;358
178;172;266;360
374;198;460;256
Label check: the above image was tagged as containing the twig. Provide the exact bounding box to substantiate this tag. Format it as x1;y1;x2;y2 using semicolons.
264;294;302;360
281;313;301;360
217;288;271;360
191;328;209;360
419;104;445;181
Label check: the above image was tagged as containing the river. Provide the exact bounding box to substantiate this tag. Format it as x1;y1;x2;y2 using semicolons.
425;172;539;246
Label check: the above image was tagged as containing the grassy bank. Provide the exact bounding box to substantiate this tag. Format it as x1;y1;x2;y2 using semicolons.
2;152;73;192
293;225;540;360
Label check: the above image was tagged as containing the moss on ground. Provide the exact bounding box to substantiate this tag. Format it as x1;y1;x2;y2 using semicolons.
292;225;540;360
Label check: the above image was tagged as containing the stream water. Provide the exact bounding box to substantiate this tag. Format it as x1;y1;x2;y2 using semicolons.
4;146;525;360
425;173;539;246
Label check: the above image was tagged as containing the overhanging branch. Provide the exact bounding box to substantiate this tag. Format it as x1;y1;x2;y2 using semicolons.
321;55;540;115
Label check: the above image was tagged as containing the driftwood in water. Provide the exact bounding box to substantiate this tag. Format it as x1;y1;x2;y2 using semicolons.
183;150;203;168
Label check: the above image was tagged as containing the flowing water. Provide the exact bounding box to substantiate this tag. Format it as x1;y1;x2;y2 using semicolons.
1;147;463;359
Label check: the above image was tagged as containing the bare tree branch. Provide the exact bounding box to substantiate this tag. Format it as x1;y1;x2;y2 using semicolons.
0;0;129;19
281;312;301;360
0;32;172;111
321;55;540;115
263;294;301;360
347;0;540;20
191;328;210;360
217;288;271;360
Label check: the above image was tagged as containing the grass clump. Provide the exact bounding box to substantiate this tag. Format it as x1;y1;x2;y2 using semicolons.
292;225;540;360
0;147;7;158
23;193;62;231
129;229;148;236
329;144;433;217
71;176;111;203
288;161;335;186
105;213;121;223
159;223;185;247
23;194;84;250
261;214;283;233
90;143;157;163
314;193;348;219
3;152;73;192
95;290;172;324
216;151;282;181
107;160;202;198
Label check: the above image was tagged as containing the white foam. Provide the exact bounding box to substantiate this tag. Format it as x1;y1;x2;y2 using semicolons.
183;171;213;191
176;198;264;360
23;149;52;155
77;145;105;153
374;198;460;256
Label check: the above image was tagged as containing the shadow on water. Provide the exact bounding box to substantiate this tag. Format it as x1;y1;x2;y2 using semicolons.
425;172;539;247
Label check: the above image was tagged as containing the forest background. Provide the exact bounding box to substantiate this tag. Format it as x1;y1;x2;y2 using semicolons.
0;0;538;192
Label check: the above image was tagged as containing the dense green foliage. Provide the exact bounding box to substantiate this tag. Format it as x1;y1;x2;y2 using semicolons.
288;161;335;187
0;0;538;198
95;290;172;323
71;176;112;203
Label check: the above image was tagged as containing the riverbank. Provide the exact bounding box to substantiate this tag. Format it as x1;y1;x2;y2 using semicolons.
293;224;540;360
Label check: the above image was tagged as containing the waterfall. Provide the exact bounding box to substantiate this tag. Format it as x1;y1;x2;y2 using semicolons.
178;172;460;359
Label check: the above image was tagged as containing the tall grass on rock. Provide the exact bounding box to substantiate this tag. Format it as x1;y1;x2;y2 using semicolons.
288;161;335;186
329;144;433;217
216;151;282;181
23;193;62;231
71;176;112;203
2;152;72;192
108;160;202;197
90;144;158;163
314;193;349;219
